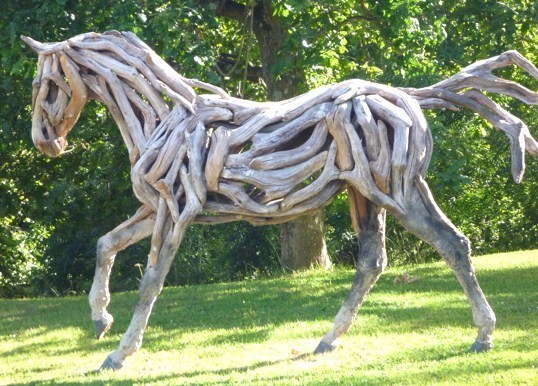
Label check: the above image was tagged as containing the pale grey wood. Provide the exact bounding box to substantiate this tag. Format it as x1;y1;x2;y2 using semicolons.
352;96;379;160
250;120;329;170
280;142;339;211
368;120;391;193
326;102;354;171
23;31;538;371
222;150;328;201
186;122;209;204
205;126;232;191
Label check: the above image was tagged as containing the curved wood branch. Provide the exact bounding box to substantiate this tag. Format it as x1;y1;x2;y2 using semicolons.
404;50;538;182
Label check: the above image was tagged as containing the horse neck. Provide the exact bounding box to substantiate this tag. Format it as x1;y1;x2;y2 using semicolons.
80;56;191;163
64;35;200;163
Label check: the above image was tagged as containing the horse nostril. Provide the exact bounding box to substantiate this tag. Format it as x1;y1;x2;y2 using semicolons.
38;138;65;158
52;139;63;153
42;126;49;140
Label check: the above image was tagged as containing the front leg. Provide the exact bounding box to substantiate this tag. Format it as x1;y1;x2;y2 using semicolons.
99;263;171;370
316;200;387;353
89;206;154;339
99;212;198;371
100;169;203;370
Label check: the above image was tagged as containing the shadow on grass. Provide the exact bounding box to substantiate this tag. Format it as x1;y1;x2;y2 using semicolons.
16;343;536;386
6;352;316;386
151;263;537;326
1;257;536;383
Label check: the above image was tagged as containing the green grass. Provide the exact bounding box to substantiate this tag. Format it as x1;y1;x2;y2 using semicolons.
1;250;537;385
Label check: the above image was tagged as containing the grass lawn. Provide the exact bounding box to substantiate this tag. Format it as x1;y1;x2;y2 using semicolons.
0;250;537;385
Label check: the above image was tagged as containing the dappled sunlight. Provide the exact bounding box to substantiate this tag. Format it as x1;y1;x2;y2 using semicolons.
0;251;536;384
0;325;110;383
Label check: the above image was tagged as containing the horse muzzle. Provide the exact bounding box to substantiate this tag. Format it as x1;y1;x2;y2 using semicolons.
34;136;68;157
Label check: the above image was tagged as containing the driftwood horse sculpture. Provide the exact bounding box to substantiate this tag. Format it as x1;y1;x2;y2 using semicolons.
22;31;538;370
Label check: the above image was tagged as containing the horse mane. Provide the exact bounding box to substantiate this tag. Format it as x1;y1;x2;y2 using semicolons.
76;30;229;100
49;31;228;159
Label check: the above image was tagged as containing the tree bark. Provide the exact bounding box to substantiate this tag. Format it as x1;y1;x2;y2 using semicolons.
279;212;331;270
250;1;330;271
202;0;331;270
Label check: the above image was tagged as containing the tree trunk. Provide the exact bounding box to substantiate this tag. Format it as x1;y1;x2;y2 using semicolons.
251;1;330;271
279;211;331;270
203;0;331;270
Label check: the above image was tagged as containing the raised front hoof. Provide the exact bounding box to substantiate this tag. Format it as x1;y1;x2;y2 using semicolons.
314;341;337;355
469;340;493;353
99;355;123;371
93;319;113;339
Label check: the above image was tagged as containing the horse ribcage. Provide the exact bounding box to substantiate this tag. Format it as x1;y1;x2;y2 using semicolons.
197;86;432;223
130;80;432;225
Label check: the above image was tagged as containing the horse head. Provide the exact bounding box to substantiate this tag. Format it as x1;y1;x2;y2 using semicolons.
22;35;88;157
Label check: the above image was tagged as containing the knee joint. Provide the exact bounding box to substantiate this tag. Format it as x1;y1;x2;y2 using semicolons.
96;234;117;263
139;268;164;298
440;235;472;269
358;261;385;276
452;235;471;260
357;252;386;276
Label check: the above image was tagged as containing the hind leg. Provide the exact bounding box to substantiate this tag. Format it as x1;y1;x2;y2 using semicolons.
89;206;154;339
316;190;387;353
395;177;495;351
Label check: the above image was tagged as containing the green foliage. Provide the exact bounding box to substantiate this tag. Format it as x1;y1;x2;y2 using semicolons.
0;250;537;383
0;215;50;297
1;0;538;297
428;111;538;256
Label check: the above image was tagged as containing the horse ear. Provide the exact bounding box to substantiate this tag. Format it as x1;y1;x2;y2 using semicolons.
21;35;65;54
21;35;45;53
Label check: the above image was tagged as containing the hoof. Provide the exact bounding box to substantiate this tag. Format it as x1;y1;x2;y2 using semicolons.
470;340;493;353
93;319;113;339
99;355;123;371
314;341;337;354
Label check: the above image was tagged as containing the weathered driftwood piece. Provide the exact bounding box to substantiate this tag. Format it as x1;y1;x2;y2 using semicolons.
401;50;538;182
22;31;538;371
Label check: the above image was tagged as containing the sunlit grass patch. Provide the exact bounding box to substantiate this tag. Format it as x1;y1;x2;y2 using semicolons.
0;250;536;385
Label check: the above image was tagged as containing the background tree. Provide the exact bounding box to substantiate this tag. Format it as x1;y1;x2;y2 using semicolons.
1;0;537;297
200;0;331;270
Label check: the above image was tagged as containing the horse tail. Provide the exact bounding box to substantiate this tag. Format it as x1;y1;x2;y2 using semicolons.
401;50;538;183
